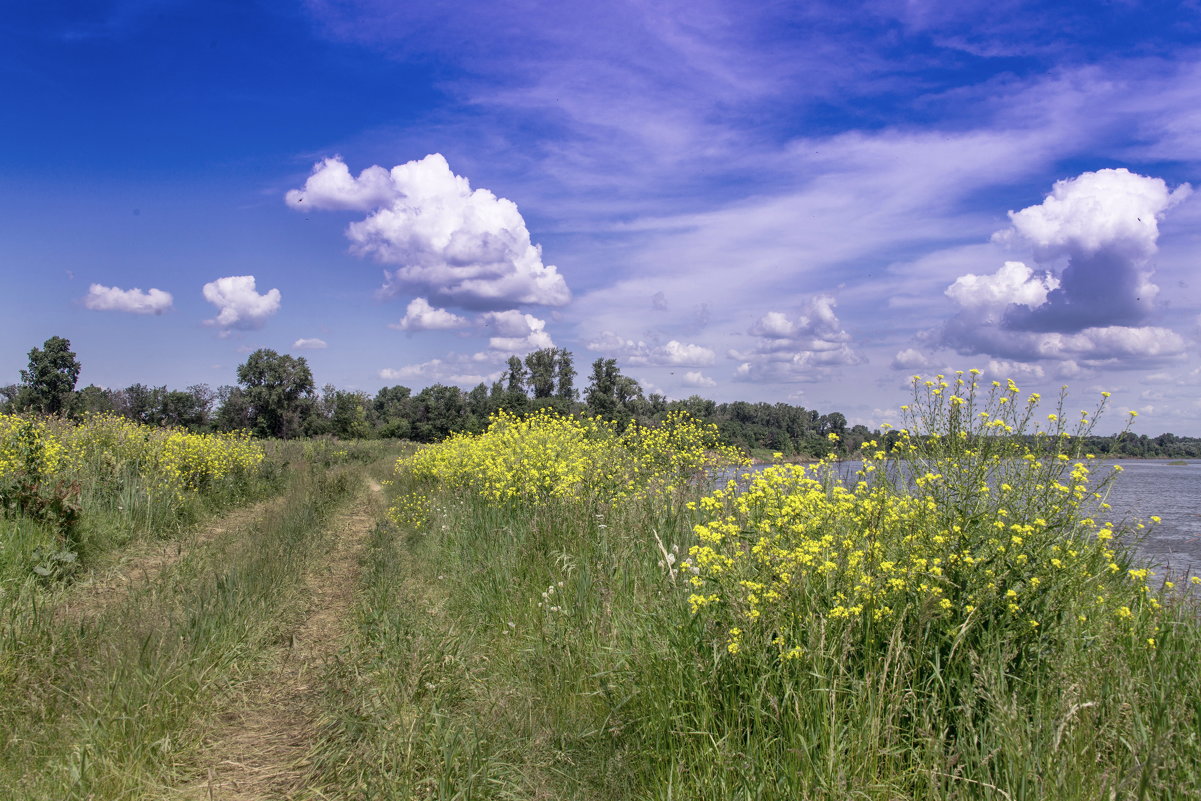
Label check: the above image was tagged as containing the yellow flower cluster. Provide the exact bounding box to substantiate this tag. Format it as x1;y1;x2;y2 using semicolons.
389;491;431;531
397;409;746;505
1;413;264;495
686;373;1162;660
0;414;67;478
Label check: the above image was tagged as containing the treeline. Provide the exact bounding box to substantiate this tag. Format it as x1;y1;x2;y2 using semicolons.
6;336;1201;458
3;337;870;456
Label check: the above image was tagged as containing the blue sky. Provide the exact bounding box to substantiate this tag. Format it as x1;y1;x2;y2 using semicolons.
3;0;1201;434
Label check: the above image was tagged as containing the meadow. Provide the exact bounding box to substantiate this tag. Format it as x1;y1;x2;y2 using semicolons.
1;376;1198;799
313;374;1201;800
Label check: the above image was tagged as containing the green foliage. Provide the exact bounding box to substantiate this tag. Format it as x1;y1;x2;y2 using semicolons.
19;336;80;415
310;376;1201;800
524;347;556;399
235;348;316;438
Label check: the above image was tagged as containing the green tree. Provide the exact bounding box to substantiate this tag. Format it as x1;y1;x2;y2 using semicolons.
76;384;116;415
555;349;577;402
372;385;412;438
504;356;529;411
328;389;371;439
0;384;21;413
524;348;557;399
235;349;316;439
585;358;620;418
505;356;527;396
215;385;251;432
20;336;81;415
410;384;466;442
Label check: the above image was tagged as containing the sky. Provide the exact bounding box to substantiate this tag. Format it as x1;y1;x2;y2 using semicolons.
3;0;1201;435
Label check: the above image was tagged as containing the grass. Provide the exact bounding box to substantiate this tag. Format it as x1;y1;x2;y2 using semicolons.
0;445;397;799
4;389;1200;799
303;382;1201;800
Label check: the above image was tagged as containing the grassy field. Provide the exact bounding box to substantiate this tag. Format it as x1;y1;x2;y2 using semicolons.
0;412;401;798
307;380;1201;800
3;377;1200;799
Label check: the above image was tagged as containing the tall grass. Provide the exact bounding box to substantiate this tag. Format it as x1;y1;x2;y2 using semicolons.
0;455;376;799
309;381;1201;800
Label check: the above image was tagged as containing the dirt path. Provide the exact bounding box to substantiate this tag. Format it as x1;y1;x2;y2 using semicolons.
173;478;385;800
54;494;286;624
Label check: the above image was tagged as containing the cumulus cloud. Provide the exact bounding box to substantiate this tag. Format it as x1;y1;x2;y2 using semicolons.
202;275;281;332
284;157;395;211
945;261;1059;311
985;358;1046;381
891;347;931;370
378;353;501;387
480;309;554;353
585;332;716;366
732;295;865;382
292;338;328;349
83;283;173;315
389;297;469;332
997;168;1190;332
287;154;570;309
940;169;1191;369
683;370;716;388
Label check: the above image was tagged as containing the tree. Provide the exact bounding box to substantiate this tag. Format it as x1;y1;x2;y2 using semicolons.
504;356;529;411
372;385;412;438
584;358;642;422
235;349;316;439
20;336;81;415
0;384;24;413
505;356;527;396
326;389;371;439
76;384;116;415
555;349;577;402
409;384;466;442
215;385;251;431
524;348;557;399
585;358;619;418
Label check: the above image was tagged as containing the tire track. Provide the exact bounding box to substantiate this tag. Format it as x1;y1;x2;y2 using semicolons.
172;478;385;800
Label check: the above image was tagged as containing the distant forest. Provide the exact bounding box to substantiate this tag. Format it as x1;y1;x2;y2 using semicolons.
5;336;1200;459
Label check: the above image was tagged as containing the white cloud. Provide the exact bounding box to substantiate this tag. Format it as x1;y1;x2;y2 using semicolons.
287;154;570;309
651;340;716;366
945;261;1058;311
83;283;173;315
732;295;865;382
479;309;554;353
940;169;1192;370
985;359;1045;381
378;353;501;388
1001;168;1189;262
585;332;715;366
389;297;469;332
292;338;328;350
996;168;1191;332
682;370;716;388
891;348;930;370
284;157;395;211
202;275;281;332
